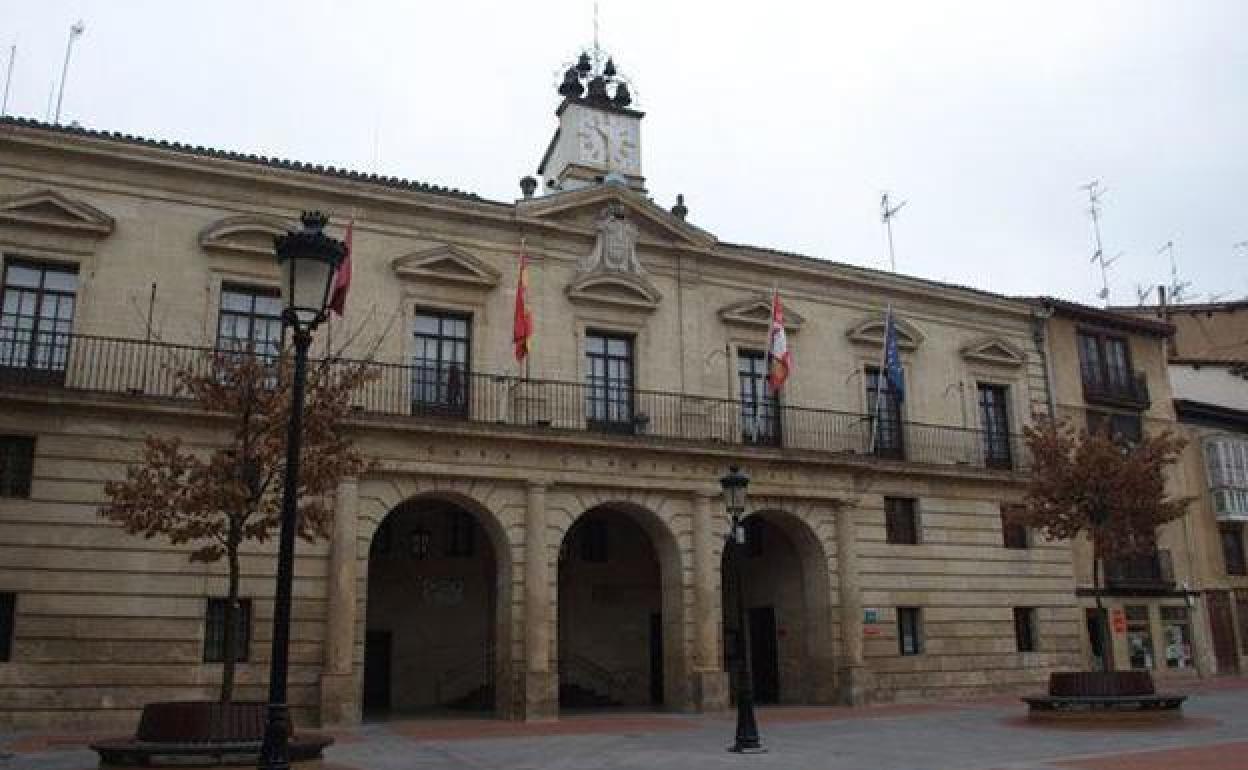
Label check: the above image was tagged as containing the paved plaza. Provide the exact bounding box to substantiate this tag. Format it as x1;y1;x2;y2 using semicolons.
7;680;1248;770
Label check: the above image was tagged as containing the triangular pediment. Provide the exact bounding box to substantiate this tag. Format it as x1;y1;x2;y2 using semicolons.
960;336;1026;367
566;272;661;312
0;189;114;235
846;313;923;351
518;185;717;250
391;244;501;288
718;296;805;331
199;215;292;257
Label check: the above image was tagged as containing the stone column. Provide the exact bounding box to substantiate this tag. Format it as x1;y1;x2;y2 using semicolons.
836;505;869;704
319;476;359;725
691;491;729;710
523;480;557;719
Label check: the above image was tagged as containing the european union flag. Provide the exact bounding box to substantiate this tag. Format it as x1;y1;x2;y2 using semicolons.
883;309;905;402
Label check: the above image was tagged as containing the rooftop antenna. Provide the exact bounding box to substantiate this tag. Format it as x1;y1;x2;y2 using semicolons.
1134;283;1154;306
1;44;14;118
1080;180;1118;305
593;0;600;56
53;20;84;124
880;192;907;273
1159;239;1192;305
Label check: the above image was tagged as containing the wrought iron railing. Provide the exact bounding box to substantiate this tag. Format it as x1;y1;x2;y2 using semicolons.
1082;370;1151;409
0;332;1029;471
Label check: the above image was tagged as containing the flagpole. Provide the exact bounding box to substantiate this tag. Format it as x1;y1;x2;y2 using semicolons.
867;304;890;454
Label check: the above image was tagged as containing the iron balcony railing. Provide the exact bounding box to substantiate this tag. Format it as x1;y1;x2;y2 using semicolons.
1104;549;1175;591
1081;370;1151;409
0;332;1029;472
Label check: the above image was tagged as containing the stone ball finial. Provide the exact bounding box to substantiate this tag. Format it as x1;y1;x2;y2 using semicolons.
671;194;688;220
520;176;537;199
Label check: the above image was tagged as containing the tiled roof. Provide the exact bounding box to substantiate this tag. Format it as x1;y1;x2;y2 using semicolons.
0;115;485;203
1028;296;1175;337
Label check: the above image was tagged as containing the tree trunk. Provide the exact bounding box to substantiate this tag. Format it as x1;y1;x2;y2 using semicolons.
220;525;242;704
1092;553;1108;672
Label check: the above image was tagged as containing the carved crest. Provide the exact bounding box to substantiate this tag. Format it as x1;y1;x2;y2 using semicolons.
581;202;643;275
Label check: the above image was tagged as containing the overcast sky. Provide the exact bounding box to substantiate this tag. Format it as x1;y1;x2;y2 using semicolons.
4;1;1246;305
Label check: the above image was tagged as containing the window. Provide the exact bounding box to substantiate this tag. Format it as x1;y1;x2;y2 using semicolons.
0;592;13;662
1086;410;1142;444
216;286;282;357
885;497;919;545
897;607;922;655
1001;505;1029;549
445;511;475;557
1124;605;1155;669
1205;437;1248;518
0;436;34;498
579;518;608;563
1160;606;1193;670
585;332;634;432
204;598;251;663
1222;525;1246;576
738;350;780;446
745;517;765;557
1013;607;1037;652
411;311;471;415
0;261;77;377
866;366;904;459
977;384;1013;469
1078;330;1131;391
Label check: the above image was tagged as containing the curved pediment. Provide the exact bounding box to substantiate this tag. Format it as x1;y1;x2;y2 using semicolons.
960;336;1026;367
199;214;292;257
846;313;923;351
391;244;500;289
718;296;805;331
566;272;661;312
0;189;114;235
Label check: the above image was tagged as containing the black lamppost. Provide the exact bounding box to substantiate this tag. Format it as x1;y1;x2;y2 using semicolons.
720;465;764;753
259;212;345;770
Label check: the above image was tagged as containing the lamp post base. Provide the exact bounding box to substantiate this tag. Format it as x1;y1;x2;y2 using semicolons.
728;743;768;754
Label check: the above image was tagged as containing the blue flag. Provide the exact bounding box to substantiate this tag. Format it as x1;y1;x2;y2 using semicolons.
883;308;905;402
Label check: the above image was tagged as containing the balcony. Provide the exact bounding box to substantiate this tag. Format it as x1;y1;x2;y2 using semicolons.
1082;370;1151;410
0;333;1029;473
1104;549;1175;592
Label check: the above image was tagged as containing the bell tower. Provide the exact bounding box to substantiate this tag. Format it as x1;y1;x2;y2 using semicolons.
536;51;645;195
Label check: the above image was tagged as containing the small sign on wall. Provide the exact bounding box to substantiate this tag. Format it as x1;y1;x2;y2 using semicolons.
863;608;881;636
1111;608;1127;634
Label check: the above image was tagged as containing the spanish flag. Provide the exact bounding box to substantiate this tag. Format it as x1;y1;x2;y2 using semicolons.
767;289;791;392
513;247;533;362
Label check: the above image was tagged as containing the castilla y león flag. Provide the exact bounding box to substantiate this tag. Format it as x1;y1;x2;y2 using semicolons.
328;220;353;316
767;289;791;392
513;247;533;362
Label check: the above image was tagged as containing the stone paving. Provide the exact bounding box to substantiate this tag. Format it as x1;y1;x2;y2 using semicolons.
6;680;1248;770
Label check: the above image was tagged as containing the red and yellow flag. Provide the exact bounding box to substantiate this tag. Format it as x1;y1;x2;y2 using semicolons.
328;219;353;316
767;289;791;392
513;247;533;361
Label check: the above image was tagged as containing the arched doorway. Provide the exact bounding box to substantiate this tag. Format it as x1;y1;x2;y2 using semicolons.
556;504;682;711
363;495;505;716
721;510;834;704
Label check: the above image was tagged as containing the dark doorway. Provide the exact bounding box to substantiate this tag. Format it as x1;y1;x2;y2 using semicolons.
1085;608;1113;671
1207;591;1240;674
363;630;392;712
649;612;664;706
749;606;780;704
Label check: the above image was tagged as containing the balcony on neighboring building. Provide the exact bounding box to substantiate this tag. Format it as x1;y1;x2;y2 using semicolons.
1104;549;1175;592
0;333;1031;473
1081;370;1151;410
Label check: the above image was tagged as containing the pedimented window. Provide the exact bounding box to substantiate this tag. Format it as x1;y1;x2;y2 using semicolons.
960;336;1026;367
199;215;292;258
846;313;922;351
0;189;114;236
566;272;660;312
718;295;804;332
391;244;501;289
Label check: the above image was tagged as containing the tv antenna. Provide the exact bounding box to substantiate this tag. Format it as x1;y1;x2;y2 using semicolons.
1134;283;1154;306
1158;240;1192;305
880;192;907;272
1081;180;1118;305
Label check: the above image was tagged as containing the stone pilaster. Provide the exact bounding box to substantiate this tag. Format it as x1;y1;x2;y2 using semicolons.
836;505;870;705
319;476;360;725
523;480;557;719
691;491;730;711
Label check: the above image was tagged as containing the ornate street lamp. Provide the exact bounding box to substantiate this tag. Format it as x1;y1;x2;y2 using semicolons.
259;212;345;770
720;465;764;753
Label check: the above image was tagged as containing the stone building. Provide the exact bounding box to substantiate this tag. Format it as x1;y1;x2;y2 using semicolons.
0;56;1090;731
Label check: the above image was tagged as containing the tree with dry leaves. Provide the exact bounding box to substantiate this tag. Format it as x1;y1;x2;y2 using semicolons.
1013;418;1191;622
100;347;375;702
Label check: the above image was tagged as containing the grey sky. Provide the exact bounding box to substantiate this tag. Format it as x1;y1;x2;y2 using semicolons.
4;0;1246;306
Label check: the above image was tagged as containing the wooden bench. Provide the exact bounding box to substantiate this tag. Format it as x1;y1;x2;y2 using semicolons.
1023;672;1186;720
90;701;332;766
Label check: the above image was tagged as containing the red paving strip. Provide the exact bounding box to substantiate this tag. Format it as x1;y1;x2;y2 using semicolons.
385;715;699;741
1054;740;1248;769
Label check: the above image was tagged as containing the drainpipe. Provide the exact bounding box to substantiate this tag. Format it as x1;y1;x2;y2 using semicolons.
1031;306;1057;420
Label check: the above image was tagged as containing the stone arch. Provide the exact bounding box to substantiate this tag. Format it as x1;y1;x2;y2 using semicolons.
551;490;688;711
721;504;837;705
357;477;518;717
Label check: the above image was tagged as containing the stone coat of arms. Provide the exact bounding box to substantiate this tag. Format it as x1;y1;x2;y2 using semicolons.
580;203;643;275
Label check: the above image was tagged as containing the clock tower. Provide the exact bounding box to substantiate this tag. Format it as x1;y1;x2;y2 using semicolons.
536;52;645;195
